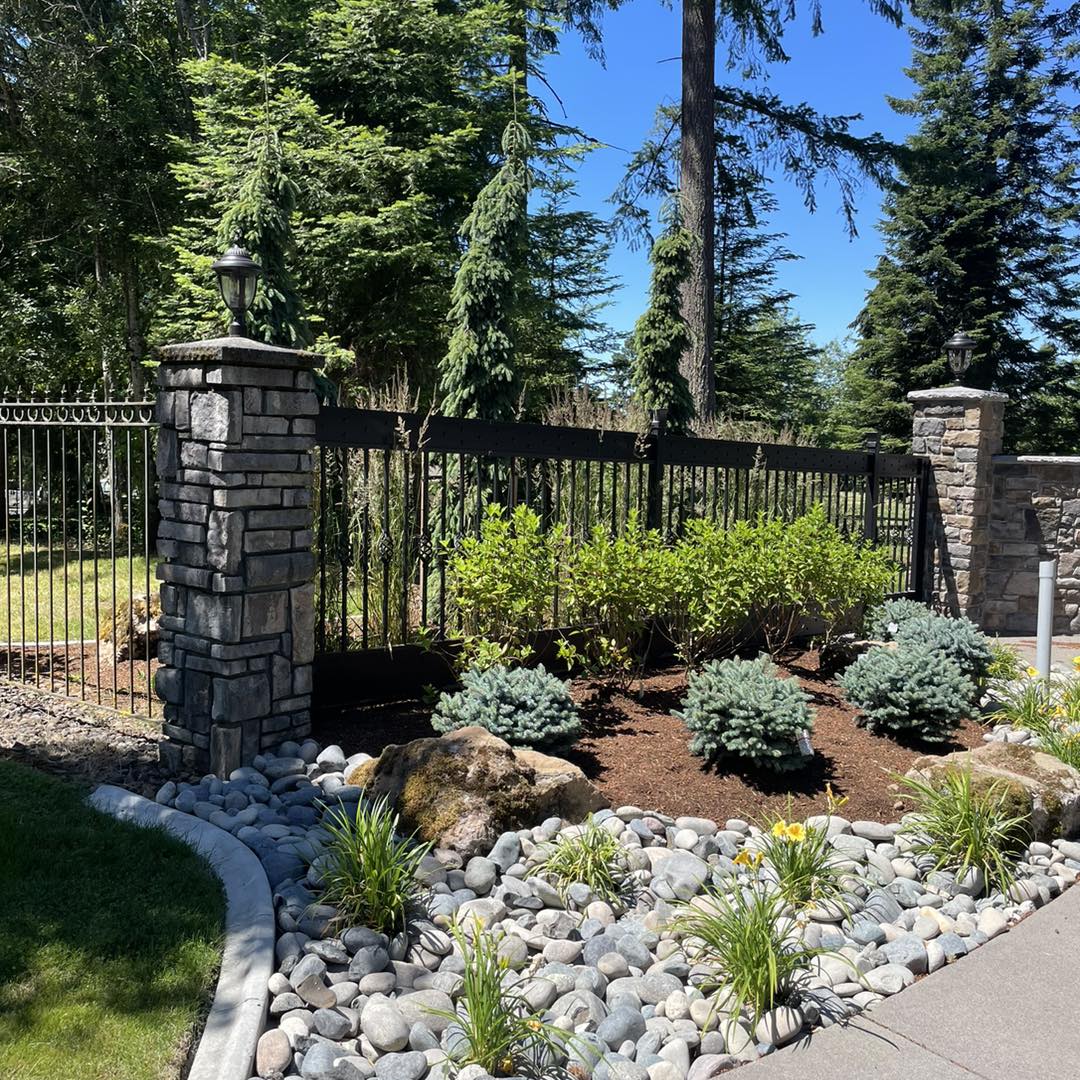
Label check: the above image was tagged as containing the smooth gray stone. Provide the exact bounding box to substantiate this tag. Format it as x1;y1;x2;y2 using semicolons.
374;1051;428;1080
597;1006;648;1049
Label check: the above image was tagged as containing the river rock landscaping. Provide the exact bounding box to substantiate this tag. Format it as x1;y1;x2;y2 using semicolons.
155;733;1080;1080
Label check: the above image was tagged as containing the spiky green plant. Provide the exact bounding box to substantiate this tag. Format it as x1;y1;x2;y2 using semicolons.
670;884;830;1026
318;794;431;934
757;816;850;911
529;816;629;906
990;675;1054;730
898;768;1030;895
986;640;1025;683
431;923;576;1078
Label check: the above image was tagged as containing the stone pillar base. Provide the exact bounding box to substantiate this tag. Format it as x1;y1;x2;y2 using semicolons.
154;337;318;776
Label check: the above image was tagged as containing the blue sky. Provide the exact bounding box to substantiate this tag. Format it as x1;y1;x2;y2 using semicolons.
540;1;919;348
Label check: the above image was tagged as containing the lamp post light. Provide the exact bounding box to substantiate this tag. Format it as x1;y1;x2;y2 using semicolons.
211;235;262;338
945;329;976;383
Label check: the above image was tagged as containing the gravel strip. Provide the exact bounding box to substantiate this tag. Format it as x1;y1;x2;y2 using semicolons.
0;680;173;796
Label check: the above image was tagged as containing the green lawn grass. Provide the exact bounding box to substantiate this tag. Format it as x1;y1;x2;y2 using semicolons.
0;548;152;643
0;761;225;1080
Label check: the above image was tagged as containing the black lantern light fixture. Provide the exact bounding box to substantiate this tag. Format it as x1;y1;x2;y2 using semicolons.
211;235;262;337
945;329;976;382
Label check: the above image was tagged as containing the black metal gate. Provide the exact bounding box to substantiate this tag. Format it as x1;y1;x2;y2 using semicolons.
0;398;159;716
313;406;929;673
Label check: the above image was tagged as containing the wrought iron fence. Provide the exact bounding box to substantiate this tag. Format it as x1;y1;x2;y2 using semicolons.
0;398;159;715
313;407;929;658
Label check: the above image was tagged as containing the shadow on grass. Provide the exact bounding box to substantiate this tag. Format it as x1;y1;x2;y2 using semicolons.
0;759;224;1080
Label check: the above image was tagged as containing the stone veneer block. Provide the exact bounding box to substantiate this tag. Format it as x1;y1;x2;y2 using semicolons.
154;337;320;776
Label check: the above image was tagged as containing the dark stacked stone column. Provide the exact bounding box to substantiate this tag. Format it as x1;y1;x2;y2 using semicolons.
154;337;318;776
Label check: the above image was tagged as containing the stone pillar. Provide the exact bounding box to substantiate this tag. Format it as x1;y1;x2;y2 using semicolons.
908;386;1007;624
154;337;319;776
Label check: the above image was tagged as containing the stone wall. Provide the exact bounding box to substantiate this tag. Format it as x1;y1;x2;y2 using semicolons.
909;386;1080;635
154;337;318;776
984;457;1080;634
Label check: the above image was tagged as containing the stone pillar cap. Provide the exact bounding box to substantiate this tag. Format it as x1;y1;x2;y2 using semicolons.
157;336;322;369
907;385;1008;403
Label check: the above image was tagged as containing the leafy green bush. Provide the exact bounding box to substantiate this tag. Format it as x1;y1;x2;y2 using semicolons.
895;613;994;685
560;514;670;683
671;883;830;1026
675;655;814;772
446;504;566;670
863;598;935;640
667;507;894;662
529;816;629;906
430;924;575;1077
319;794;432;934
840;642;973;742
898;768;1030;894
432;664;581;748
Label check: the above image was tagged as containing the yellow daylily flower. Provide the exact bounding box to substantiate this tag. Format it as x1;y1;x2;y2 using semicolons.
1072;655;1080;669
771;820;788;838
734;849;763;869
785;823;807;843
1027;666;1040;678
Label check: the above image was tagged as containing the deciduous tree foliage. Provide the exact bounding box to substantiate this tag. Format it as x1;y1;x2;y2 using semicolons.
839;0;1080;452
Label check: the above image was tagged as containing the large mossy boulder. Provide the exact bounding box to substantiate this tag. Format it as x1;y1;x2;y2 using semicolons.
907;742;1080;841
346;726;607;857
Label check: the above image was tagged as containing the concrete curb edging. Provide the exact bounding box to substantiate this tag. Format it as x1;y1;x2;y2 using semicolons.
89;784;274;1080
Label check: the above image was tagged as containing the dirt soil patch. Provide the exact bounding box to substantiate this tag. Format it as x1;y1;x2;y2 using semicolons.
0;680;170;796
314;649;986;824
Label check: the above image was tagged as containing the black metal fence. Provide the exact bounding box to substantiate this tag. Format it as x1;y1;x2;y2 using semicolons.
0;398;159;715
313;407;928;660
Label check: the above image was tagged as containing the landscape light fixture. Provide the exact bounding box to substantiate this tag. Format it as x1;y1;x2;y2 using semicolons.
945;329;976;382
212;235;262;338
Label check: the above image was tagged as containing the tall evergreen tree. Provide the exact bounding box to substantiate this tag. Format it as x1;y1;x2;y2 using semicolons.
515;154;620;410
440;119;531;420
841;0;1080;452
631;212;696;434
713;165;823;429
670;0;903;420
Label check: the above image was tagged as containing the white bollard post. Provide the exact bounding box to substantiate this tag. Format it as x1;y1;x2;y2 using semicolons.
1036;558;1058;678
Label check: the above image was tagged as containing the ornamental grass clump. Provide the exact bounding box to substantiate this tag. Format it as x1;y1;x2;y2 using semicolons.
671;884;829;1026
757;816;850;911
840;642;973;743
529;816;630;907
894;612;994;685
863;597;935;640
675;655;814;772
432;923;576;1078
432;664;581;748
319;794;432;935
898;768;1030;894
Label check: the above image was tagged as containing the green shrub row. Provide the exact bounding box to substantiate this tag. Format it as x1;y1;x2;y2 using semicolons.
447;503;896;676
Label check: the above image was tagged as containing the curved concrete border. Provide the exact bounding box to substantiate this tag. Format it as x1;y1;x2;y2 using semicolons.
90;784;274;1080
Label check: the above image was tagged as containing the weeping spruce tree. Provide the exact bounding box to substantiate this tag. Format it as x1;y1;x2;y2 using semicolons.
440;120;531;421
631;214;696;435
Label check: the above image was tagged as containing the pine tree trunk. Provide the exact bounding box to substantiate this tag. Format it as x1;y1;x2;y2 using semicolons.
679;0;716;422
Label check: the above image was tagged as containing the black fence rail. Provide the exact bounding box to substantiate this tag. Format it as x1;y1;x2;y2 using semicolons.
314;407;928;662
0;399;159;716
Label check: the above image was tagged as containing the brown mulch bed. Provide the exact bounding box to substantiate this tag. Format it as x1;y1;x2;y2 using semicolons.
314;649;986;825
